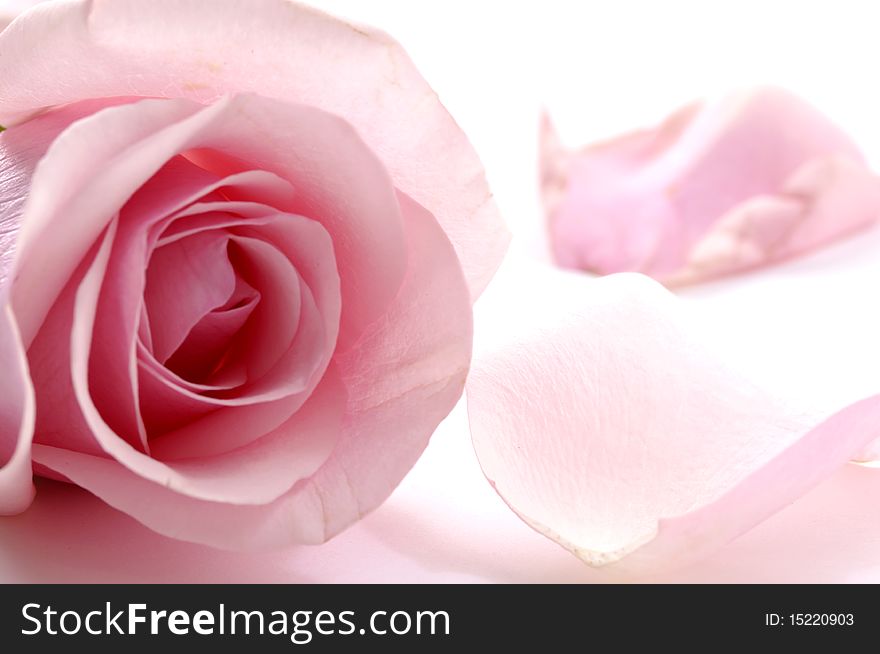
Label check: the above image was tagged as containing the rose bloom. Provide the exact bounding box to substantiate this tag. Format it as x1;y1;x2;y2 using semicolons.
0;0;506;549
541;87;880;285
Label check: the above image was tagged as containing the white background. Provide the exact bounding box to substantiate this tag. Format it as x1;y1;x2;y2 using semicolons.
3;0;880;582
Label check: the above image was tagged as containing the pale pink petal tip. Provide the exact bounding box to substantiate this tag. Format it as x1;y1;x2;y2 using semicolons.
543;87;880;285
467;264;880;572
0;0;47;32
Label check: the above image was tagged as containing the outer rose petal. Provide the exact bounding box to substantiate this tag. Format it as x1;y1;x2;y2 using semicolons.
29;194;472;549
0;0;47;31
0;0;508;298
542;87;880;284
0;89;97;513
466;264;880;571
0;306;35;514
1;97;109;299
312;192;473;537
11;98;205;344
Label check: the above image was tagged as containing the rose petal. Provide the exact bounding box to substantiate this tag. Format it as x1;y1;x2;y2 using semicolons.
1;98;114;298
144;231;238;363
26;192;472;548
11;98;206;344
648;463;880;583
669;155;880;284
137;340;248;400
163;279;260;384
145;389;327;462
310;191;474;538
0;305;35;514
0;0;47;32
466;264;880;571
615;397;880;573
34;363;348;517
219;236;303;385
0;0;508;298
544;87;880;283
0;104;54;503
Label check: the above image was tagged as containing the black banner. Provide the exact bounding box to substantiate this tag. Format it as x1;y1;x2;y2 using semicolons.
0;584;873;651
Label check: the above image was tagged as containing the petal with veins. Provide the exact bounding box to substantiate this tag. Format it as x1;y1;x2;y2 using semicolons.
467;264;880;572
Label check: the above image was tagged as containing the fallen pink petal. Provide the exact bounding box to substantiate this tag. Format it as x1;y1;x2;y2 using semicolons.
466;262;880;573
542;87;880;285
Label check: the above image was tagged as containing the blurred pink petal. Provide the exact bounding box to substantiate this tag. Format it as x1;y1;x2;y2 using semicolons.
0;0;508;298
542;87;880;284
467;266;880;572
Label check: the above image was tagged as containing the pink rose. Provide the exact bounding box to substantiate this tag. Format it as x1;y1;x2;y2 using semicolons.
541;87;880;285
0;0;506;549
